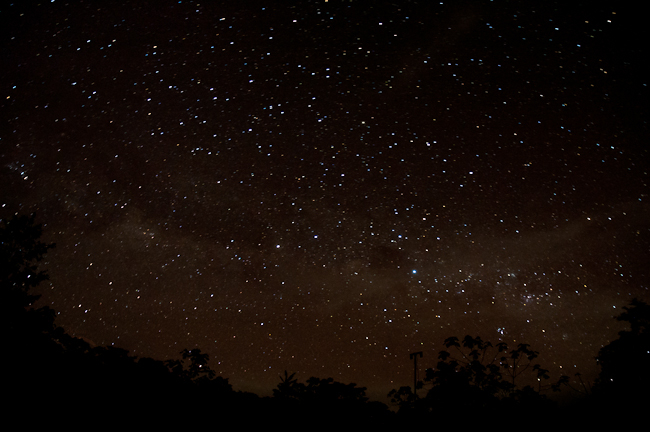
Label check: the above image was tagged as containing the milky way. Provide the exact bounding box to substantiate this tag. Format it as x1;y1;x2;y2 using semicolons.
2;0;648;401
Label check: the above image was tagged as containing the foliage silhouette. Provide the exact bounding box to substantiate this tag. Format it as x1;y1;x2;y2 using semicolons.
2;214;56;337
273;371;370;404
272;372;392;424
1;214;55;293
388;385;418;409
1;214;242;423
273;370;302;400
548;299;650;423
165;348;217;383
592;299;650;409
2;215;394;424
2;214;64;402
7;214;649;423
389;335;555;422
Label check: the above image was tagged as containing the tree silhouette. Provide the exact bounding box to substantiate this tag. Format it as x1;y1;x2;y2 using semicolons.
2;214;241;422
387;385;417;408
303;376;369;405
2;215;61;394
593;299;650;408
389;335;554;421
163;347;234;413
166;348;217;383
271;373;392;424
2;214;56;333
273;372;371;405
273;370;304;400
1;214;55;290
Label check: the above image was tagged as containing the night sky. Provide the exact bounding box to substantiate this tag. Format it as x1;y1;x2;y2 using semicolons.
2;0;648;402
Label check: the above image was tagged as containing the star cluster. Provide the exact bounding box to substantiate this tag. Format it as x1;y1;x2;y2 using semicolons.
2;0;648;401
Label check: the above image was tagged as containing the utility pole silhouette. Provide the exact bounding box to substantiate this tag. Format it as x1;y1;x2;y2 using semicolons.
410;351;423;398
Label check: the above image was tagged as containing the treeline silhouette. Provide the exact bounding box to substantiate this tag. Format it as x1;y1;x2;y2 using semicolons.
2;214;391;425
3;214;649;424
